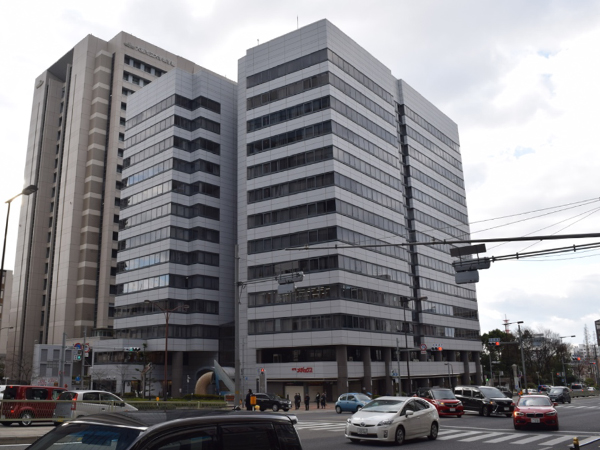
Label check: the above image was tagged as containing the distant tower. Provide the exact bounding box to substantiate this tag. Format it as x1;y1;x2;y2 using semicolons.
503;316;511;334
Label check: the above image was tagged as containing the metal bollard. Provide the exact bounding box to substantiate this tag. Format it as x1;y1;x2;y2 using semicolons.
572;437;580;450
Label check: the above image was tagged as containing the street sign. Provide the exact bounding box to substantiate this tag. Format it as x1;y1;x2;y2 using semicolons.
74;343;82;350
453;258;491;272
450;244;487;257
488;338;501;344
420;343;427;355
455;270;479;284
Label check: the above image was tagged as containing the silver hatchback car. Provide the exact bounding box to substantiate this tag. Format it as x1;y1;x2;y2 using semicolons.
53;390;137;423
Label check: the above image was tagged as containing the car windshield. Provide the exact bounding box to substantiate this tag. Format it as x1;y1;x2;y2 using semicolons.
431;389;455;399
571;385;583;390
519;397;552;407
479;387;505;398
354;394;371;402
550;388;563;394
362;399;404;413
27;423;141;450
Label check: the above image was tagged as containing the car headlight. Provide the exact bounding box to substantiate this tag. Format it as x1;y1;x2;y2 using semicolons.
347;418;352;424
514;411;525;417
377;419;393;426
545;411;557;416
456;401;462;406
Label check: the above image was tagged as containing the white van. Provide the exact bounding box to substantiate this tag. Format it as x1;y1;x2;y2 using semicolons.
53;390;137;423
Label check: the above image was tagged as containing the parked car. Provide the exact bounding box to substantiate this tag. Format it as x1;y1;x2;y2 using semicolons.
28;410;302;450
253;393;291;412
454;386;515;417
345;396;439;444
571;383;586;392
588;387;596;391
0;385;66;427
548;386;571;404
335;393;371;414
416;388;464;418
537;385;552;394
53;390;137;423
513;394;559;431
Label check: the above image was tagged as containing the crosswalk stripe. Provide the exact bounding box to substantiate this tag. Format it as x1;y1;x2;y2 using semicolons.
484;434;524;443
438;431;481;440
460;432;504;442
512;435;550;445
539;436;576;446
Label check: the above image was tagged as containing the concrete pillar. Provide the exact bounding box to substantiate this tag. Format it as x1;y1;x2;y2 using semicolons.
172;351;184;398
474;351;483;385
384;348;393;395
362;347;372;394
448;351;457;362
336;345;348;397
461;351;470;384
434;351;442;362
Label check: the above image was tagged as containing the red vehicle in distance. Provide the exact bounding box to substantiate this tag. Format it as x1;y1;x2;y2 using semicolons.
513;395;559;431
416;388;464;418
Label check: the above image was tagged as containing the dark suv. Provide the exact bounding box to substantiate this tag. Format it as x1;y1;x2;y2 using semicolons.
254;393;292;412
548;386;571;404
454;386;515;417
27;410;302;450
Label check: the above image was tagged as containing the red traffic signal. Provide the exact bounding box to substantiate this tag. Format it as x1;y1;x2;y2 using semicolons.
494;341;500;346
260;368;265;373
577;357;581;361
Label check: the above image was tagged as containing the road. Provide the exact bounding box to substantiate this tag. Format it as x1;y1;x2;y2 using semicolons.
0;396;598;450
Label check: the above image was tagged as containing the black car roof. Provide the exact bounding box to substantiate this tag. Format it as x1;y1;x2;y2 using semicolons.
68;409;295;429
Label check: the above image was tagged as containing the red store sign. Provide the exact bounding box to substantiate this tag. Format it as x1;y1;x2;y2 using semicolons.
292;367;313;373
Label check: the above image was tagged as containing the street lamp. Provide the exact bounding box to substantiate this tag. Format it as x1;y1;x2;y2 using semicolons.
0;185;38;295
444;362;454;388
559;335;576;385
144;300;188;401
507;321;527;391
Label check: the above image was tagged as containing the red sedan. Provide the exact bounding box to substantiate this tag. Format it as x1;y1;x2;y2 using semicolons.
513;395;559;431
418;388;464;417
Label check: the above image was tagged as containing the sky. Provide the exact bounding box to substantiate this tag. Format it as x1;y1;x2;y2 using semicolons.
1;0;599;346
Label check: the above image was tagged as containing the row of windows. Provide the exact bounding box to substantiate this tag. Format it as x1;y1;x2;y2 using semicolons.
247;70;395;125
120;179;220;209
248;225;409;261
410;166;466;206
123;70;151;88
400;104;460;153
116;273;219;294
127;94;220;130
411;188;468;224
118;225;219;251
420;276;476;300
125;115;220;149
114;324;219;340
249;314;408;335
248;171;404;214
247;145;402;192
123;157;220;188
114;299;219;318
421;324;479;340
421;300;478;320
249;283;414;309
117;249;219;273
124;55;166;77
403;126;462;171
412;209;468;240
247;48;394;104
124;135;220;169
247;119;398;168
407;145;464;189
247;95;397;146
119;202;220;230
416;253;455;276
248;198;407;239
248;254;412;285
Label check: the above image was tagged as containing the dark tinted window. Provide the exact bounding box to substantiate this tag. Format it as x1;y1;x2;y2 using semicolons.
221;423;277;450
58;392;77;401
3;386;18;400
27;424;141;450
431;389;456;399
152;427;217;450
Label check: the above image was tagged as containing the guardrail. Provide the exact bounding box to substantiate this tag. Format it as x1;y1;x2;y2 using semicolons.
0;399;228;425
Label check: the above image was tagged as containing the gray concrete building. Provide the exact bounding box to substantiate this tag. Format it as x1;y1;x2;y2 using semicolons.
237;19;481;400
4;32;204;382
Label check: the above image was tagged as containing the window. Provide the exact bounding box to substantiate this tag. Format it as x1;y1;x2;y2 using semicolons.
120;117;126;126
150;427;217;450
119;133;125;142
121;102;127;111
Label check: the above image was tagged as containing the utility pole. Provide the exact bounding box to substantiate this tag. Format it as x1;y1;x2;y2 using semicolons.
234;245;241;408
396;338;402;395
58;332;66;388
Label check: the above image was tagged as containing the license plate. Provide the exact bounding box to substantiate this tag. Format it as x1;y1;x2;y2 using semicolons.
449;408;455;411
359;428;368;435
503;407;509;411
531;418;540;423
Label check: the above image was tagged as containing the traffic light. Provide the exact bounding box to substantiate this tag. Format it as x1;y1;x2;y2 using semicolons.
577;357;581;361
73;350;82;361
432;346;443;351
494;341;500;347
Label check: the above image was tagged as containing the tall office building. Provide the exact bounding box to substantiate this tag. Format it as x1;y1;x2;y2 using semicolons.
4;32;203;380
9;20;482;394
237;20;481;399
114;66;236;396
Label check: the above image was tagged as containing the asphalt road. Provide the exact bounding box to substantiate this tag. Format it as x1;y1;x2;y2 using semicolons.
0;397;598;450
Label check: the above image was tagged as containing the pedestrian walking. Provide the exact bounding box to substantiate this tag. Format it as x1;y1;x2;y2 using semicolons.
315;392;321;409
321;392;327;409
294;393;300;410
304;394;310;410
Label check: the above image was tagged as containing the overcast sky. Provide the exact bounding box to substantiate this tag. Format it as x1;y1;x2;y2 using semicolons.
1;0;599;346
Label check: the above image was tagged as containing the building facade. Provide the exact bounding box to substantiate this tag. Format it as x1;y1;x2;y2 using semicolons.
9;20;482;395
4;32;203;382
115;67;237;397
237;20;481;400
